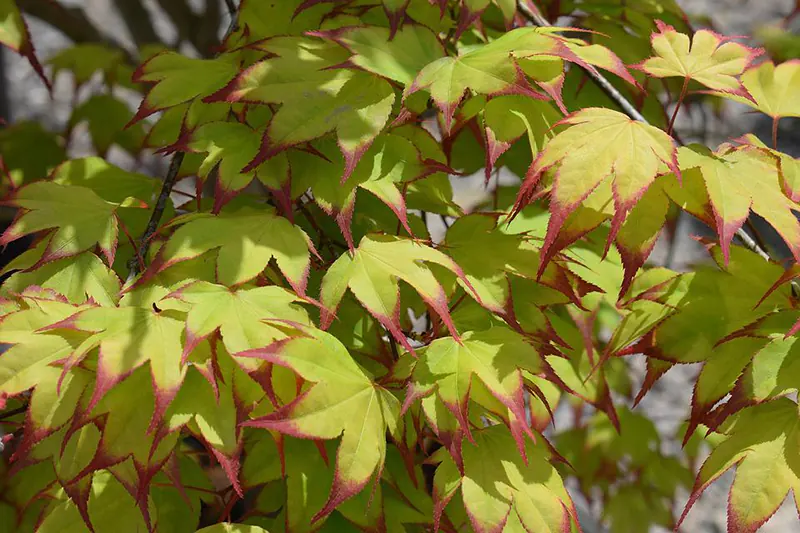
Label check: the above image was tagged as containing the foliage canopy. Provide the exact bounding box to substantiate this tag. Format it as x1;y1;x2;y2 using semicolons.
1;0;800;532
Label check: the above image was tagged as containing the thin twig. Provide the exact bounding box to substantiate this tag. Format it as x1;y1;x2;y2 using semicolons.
127;152;185;281
0;404;27;422
516;0;782;268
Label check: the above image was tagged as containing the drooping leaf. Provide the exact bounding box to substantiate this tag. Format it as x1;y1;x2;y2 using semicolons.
0;0;48;87
323;25;446;85
0;182;126;267
679;398;800;533
48;44;127;87
512;107;679;275
406;26;637;131
241;330;400;520
187;121;290;212
636;20;763;97
665;143;800;263
69;95;145;156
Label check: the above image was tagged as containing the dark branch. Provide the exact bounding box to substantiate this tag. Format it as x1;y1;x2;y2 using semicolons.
127;152;185;280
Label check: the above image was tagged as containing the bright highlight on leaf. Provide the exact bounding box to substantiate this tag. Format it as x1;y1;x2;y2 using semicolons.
637;20;763;97
512;108;679;275
408;327;544;459
434;425;581;533
0;182;123;267
679;399;800;533
241;331;400;521
320;234;466;354
147;209;313;292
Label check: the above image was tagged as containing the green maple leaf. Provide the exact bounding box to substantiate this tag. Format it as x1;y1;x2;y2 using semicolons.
323;25;445;85
406;26;636;131
320;234;466;354
241;330;400;521
187;121;290;212
196;525;269;533
0;182;126;266
160;280;310;359
665;143;800;263
0;121;66;192
721;311;800;406
679;399;800;533
408;327;544;457
208;41;394;179
621;247;791;366
148;209;313;292
721;60;800;120
636;21;762;97
55;305;185;427
292;134;436;247
433;425;580;533
512;107;678;274
48;44;127;87
443;214;590;317
164;348;264;496
2;247;121;306
0;0;48;87
131;52;239;123
249;70;396;180
49;157;158;205
0;293;89;398
483;95;562;179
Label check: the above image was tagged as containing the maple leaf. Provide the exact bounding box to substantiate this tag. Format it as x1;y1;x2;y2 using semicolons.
51;304;186;429
207;42;395;180
292;133;442;248
2;248;121;306
240;330;400;521
636;20;763;97
187;121;290;212
406;27;636;132
664;143;800;263
443;214;591;316
70;95;145;157
130;52;239;123
147;209;313;292
0;0;49;88
720;60;800;148
196;525;269;533
433;425;580;533
320;234;467;354
679;398;800;533
160;280;311;360
482;95;562;181
163;347;265;496
722;60;800;119
511;108;679;276
0;182;126;267
322;25;445;85
406;327;545;460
